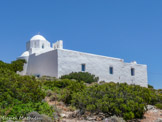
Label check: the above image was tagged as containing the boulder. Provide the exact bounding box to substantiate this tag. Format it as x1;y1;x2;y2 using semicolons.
86;116;96;121
106;116;125;122
25;111;52;122
155;118;162;122
46;90;53;97
60;113;68;118
7;120;14;122
147;105;155;110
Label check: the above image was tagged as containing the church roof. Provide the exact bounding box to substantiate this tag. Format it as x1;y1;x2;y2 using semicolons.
30;35;46;41
20;51;29;57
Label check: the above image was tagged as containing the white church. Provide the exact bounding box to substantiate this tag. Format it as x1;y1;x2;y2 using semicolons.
18;34;148;87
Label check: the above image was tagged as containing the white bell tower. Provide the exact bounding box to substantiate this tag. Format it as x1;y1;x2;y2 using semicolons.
26;34;52;55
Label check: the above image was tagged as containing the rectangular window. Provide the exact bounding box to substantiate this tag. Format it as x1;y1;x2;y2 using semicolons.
35;74;40;78
81;64;86;72
131;68;135;76
109;66;113;74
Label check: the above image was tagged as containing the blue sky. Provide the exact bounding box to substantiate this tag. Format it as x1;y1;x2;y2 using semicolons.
0;0;161;89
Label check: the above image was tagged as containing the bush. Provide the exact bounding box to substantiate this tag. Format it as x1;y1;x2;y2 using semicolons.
0;75;45;104
43;78;162;120
148;84;154;89
61;72;99;83
155;103;162;109
71;83;155;120
10;59;26;72
43;79;86;104
0;60;54;120
7;101;54;118
1;59;160;121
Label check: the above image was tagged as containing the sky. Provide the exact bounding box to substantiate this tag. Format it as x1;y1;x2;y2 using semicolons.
0;0;161;89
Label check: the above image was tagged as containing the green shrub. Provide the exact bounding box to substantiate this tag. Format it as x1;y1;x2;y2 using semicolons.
155;103;162;109
8;102;54;117
60;72;99;83
0;59;26;73
43;78;161;120
1;59;161;121
0;60;54;120
10;59;26;72
71;83;155;120
43;79;86;104
148;84;154;89
0;75;45;104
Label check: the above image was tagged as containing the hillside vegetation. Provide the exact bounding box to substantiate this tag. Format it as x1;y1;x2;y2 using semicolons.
42;78;162;120
0;60;161;121
0;60;54;121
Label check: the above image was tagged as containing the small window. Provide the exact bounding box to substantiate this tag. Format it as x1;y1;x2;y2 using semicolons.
109;66;113;74
81;64;86;72
35;42;37;48
35;74;40;78
131;68;135;76
42;44;44;49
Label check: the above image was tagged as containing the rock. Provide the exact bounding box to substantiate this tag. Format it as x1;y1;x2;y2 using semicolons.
7;120;14;122
98;112;106;120
152;109;159;113
84;111;91;116
60;113;68;118
41;99;46;103
155;118;162;122
96;116;102;121
106;116;125;122
41;114;53;122
147;105;155;110
26;111;42;119
25;111;52;122
68;109;80;118
46;90;53;97
57;101;64;106
74;110;80;115
86;116;96;121
49;94;57;101
53;112;60;120
52;105;61;114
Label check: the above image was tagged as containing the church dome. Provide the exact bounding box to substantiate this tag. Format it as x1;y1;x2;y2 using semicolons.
20;51;29;57
30;35;46;41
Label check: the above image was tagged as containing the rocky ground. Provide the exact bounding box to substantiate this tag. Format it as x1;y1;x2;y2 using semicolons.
140;105;162;122
7;97;160;122
45;97;125;122
45;97;162;122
